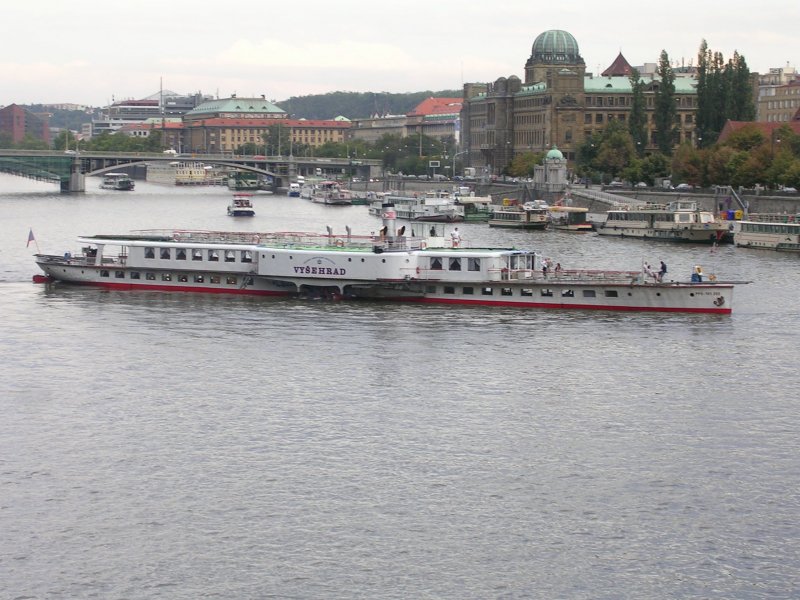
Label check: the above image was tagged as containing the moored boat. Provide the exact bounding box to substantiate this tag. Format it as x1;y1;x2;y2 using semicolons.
307;180;353;206
548;206;594;232
32;204;744;314
369;190;464;222
596;200;734;243
100;172;135;191
488;200;549;229
227;193;255;216
735;213;800;251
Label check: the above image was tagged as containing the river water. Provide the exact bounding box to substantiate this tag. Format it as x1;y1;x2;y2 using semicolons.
1;175;798;599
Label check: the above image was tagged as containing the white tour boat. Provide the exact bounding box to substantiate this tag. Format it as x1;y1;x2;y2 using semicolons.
306;180;353;206
735;213;800;251
368;190;464;222
596;200;734;243
32;204;743;314
227;193;255;217
488;201;549;229
99;172;135;191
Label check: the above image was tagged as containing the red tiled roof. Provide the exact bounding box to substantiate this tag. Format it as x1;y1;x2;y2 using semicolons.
717;120;800;143
407;97;462;117
601;52;633;77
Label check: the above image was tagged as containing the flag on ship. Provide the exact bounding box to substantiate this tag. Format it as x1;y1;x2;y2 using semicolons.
27;228;35;247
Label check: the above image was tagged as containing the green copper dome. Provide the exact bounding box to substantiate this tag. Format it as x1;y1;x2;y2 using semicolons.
546;145;564;160
531;30;582;64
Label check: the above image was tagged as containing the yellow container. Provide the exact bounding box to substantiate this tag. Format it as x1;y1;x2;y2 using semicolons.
734;210;743;220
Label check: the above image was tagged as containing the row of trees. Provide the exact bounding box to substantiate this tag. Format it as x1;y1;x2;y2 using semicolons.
570;41;791;188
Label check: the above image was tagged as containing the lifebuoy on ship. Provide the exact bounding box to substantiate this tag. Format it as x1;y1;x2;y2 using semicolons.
335;239;344;247
714;296;725;307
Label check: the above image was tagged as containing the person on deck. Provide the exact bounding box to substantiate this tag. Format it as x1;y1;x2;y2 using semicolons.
450;227;461;247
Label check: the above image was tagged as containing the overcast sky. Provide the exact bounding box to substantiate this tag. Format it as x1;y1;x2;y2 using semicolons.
2;0;797;108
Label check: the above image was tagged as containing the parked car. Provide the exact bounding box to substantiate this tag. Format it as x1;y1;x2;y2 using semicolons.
781;186;797;193
635;181;648;188
674;183;693;191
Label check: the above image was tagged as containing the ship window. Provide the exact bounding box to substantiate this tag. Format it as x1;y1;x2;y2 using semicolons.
193;249;203;261
444;286;456;294
562;289;575;297
115;271;125;279
194;275;205;283
468;258;481;271
100;270;109;277
209;250;219;262
130;272;140;279
425;285;436;293
162;274;172;281
176;249;187;260
241;250;253;263
430;257;443;270
160;248;171;259
541;289;553;297
521;288;533;296
605;290;619;297
462;287;474;294
146;273;156;280
144;247;155;259
583;290;596;298
226;276;237;285
501;288;513;296
178;275;188;282
449;257;462;271
210;275;220;284
225;250;235;263
482;287;493;295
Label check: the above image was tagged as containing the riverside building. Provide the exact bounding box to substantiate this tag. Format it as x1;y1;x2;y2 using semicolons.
460;29;700;174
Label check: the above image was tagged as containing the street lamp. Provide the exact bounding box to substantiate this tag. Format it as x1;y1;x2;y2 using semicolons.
451;150;467;178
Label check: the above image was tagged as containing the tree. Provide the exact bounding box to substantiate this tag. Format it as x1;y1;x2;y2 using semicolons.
671;142;703;185
696;40;754;146
628;68;648;156
507;151;545;178
594;119;636;180
51;129;77;151
653;50;677;155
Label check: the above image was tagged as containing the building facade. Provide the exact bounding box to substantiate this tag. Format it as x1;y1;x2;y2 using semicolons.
461;29;699;174
350;97;461;145
0;104;50;145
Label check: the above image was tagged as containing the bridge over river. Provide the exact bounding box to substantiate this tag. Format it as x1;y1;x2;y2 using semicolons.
0;149;381;193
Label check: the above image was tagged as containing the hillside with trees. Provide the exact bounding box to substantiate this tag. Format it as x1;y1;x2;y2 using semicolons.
275;90;462;120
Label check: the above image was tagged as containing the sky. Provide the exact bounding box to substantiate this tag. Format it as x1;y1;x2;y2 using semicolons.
1;0;797;109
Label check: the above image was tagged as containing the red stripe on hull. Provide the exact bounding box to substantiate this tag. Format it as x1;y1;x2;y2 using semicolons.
376;296;732;314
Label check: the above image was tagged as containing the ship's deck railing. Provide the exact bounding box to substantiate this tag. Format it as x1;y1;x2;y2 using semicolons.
132;229;433;252
745;213;800;224
503;268;642;282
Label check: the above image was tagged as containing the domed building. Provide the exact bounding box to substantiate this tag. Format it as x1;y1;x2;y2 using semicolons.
460;29;699;175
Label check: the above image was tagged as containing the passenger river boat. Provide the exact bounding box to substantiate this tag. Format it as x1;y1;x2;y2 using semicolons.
227;193;255;217
99;172;135;191
32;204;742;314
735;213;800;251
595;200;734;243
488;201;549;230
